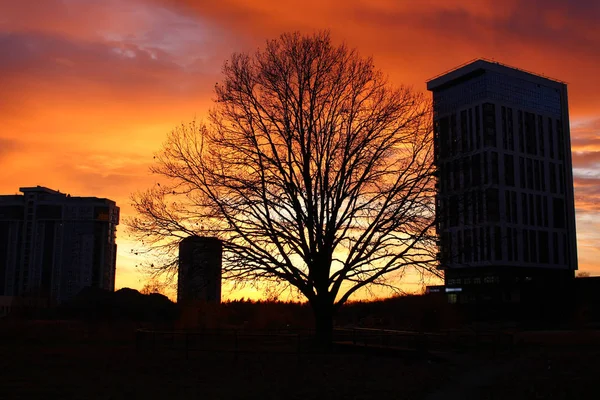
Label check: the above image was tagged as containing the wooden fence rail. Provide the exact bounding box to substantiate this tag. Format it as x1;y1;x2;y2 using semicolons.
135;327;516;359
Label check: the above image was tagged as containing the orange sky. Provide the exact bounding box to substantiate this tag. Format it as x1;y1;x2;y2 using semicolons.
1;0;599;298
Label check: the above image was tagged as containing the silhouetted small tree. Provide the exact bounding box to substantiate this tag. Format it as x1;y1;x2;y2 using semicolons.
140;278;168;296
129;31;437;346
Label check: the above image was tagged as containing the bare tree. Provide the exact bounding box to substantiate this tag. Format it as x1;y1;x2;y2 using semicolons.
140;278;169;296
128;31;437;345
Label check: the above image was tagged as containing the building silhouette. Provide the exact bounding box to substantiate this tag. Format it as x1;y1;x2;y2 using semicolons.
426;60;577;303
177;236;222;304
0;186;119;304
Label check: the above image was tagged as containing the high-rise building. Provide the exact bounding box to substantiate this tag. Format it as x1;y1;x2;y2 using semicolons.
0;186;119;303
426;60;577;300
177;236;222;304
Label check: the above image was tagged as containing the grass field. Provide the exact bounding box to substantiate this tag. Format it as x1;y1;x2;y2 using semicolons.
2;321;600;399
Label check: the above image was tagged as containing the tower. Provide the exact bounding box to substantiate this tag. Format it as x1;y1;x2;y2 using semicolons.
427;60;577;302
177;236;222;303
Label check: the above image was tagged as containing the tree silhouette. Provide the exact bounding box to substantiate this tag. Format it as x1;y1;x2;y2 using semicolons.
128;31;437;346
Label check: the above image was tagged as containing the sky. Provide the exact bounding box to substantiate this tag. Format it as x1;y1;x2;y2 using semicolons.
1;0;599;298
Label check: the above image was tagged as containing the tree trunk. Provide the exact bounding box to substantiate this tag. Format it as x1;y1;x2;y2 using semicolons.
312;302;334;350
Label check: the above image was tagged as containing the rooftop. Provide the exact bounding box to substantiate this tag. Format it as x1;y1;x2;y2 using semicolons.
426;58;566;92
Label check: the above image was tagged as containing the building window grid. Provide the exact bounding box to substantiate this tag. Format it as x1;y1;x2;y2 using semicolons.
433;76;572;273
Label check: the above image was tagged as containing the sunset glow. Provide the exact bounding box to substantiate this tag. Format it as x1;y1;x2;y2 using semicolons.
2;0;599;297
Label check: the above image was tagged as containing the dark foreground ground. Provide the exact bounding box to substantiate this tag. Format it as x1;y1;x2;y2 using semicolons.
2;323;600;399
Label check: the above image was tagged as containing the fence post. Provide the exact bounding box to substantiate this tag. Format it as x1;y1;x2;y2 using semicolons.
185;332;189;360
135;330;142;352
234;329;239;362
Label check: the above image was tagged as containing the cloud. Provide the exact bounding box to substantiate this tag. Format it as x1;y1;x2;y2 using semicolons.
0;138;19;160
2;0;600;286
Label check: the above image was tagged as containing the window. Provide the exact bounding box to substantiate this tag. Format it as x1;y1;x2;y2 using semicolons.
559;165;565;194
478;190;484;223
538;115;545;157
480;227;486;261
519;157;526;189
491;152;499;184
523;230;529;262
472;153;481;185
534;160;540;191
473;229;479;262
486;227;492;261
504;154;514;186
512;191;518;223
483;103;496;147
507;227;513;261
453;159;460;190
471;191;477;224
548;117;554;159
462;193;469;225
540;162;546;191
525;112;537;155
539;231;549;263
513;229;519;261
507;108;515;151
486;188;500;222
439;117;450;159
494;227;502;261
529;194;535;226
465;229;472;263
469;108;474;151
536;195;542;227
483;152;489;184
502;106;508;149
521;193;528;224
557;120;564;160
553;198;565;228
463;157;471;187
543;197;549;227
451;114;458;156
505;190;512;223
553;232;559;264
530;229;537;263
475;106;481;149
550;163;557;193
457;230;463;263
518;111;524;152
527;159;534;189
563;234;569;265
461;110;469;152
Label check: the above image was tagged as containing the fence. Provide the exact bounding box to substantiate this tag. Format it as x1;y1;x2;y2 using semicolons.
136;328;317;359
135;327;516;359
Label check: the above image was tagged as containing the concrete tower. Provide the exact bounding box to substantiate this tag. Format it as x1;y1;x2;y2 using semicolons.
177;236;222;303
